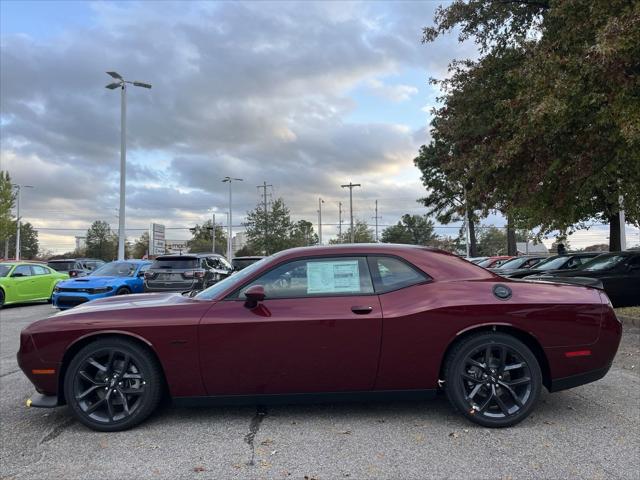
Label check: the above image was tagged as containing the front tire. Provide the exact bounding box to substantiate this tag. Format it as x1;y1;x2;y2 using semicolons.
63;338;163;431
115;287;131;295
444;332;542;428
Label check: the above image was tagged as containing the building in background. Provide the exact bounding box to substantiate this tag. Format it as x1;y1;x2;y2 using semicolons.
232;232;247;254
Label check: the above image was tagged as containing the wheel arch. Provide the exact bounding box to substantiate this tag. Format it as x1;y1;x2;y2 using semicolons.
439;324;552;390
58;331;168;404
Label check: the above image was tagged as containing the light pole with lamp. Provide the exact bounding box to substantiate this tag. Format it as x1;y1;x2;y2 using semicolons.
12;184;34;261
222;177;243;260
105;71;152;260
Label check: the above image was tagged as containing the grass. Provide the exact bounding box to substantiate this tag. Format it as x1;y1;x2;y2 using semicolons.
615;306;640;319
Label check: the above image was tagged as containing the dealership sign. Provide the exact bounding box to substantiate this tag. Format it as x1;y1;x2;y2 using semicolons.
149;223;166;256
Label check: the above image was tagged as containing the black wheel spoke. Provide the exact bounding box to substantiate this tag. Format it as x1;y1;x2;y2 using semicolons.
106;391;115;420
120;387;145;395
498;347;507;373
505;377;531;387
88;358;107;372
119;354;131;376
117;390;130;415
122;373;142;380
76;385;101;400
479;391;494;412
498;381;524;407
462;373;482;384
85;398;106;414
105;351;116;373
484;346;492;366
79;370;103;385
494;388;510;415
466;383;483;400
504;362;524;372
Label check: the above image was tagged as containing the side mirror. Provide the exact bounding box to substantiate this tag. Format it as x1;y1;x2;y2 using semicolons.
244;285;266;309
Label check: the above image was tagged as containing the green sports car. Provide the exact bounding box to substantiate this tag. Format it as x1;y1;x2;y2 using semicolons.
0;262;68;308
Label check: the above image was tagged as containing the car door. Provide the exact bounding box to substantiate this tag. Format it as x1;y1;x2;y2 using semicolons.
198;256;383;396
29;265;53;299
11;265;36;300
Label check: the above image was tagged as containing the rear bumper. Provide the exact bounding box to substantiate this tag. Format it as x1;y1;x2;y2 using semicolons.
145;281;201;292
549;363;612;392
26;392;60;408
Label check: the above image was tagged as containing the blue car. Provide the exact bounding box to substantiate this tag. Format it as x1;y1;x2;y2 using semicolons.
52;260;152;310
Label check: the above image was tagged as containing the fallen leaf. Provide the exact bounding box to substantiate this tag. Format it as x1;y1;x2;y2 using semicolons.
270;450;278;456
260;438;274;446
339;430;351;435
193;466;206;473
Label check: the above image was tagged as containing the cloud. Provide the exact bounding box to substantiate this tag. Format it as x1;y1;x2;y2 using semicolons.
1;1;484;252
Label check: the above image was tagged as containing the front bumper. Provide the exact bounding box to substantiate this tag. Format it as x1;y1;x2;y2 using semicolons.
52;291;112;310
26;393;59;408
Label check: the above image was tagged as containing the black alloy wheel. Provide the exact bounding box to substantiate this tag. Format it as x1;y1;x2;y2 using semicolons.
115;287;131;295
64;338;162;431
444;332;542;428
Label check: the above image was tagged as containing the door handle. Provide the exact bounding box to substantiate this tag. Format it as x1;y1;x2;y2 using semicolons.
351;305;373;314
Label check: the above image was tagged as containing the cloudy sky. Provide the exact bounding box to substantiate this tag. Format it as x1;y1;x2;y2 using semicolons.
1;1;637;253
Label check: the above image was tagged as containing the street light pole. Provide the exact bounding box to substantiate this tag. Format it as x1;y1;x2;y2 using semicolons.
105;71;152;260
318;197;324;244
12;184;33;261
341;182;361;243
338;202;343;243
222;177;243;260
212;212;216;254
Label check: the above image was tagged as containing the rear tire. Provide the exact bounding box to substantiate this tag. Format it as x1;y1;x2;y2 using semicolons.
0;289;4;308
63;338;163;431
115;287;131;295
444;332;542;428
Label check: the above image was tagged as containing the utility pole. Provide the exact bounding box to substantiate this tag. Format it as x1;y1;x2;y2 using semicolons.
212;212;216;253
317;197;325;244
338;202;343;243
12;184;33;261
372;199;382;242
464;187;470;257
222;177;243;260
257;182;272;254
341;182;361;243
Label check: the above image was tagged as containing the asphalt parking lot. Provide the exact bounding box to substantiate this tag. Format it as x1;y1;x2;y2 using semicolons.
1;304;639;479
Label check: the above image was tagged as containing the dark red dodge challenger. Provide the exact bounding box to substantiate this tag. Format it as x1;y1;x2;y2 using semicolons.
18;245;622;431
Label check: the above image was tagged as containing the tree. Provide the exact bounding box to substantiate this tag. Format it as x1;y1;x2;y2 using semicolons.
329;219;374;244
423;0;640;250
381;214;439;245
234;244;259;257
132;232;150;258
245;198;293;254
0;171;15;256
6;222;39;259
85;221;118;261
476;226;508;256
187;220;227;255
289;220;318;248
581;244;609;253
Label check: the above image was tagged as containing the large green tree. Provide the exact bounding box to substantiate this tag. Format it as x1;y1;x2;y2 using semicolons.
423;0;640;250
0;171;15;256
290;220;318;248
131;232;150;258
85;221;118;261
6;222;39;259
381;214;439;246
187;220;227;255
329;219;374;244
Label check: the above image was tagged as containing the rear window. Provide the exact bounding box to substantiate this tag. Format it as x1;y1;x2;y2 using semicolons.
150;258;198;269
48;261;76;272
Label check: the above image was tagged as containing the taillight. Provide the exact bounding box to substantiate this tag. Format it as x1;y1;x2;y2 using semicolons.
144;271;154;279
69;271;78;277
183;270;205;279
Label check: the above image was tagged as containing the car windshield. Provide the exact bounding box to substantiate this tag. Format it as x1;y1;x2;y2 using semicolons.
495;257;529;270
579;254;626;271
151;258;198;269
196;257;269;300
0;264;14;277
48;261;75;272
477;258;499;267
91;262;137;277
233;258;259;270
534;256;568;270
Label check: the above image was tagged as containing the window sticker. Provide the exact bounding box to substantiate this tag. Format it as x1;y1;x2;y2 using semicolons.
307;260;360;294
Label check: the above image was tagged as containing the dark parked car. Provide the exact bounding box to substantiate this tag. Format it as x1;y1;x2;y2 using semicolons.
144;254;232;292
47;258;105;278
490;256;547;275
19;244;621;431
528;251;640;307
500;253;600;278
232;256;265;271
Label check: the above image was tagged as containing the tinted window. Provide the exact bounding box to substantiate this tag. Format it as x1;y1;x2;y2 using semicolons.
0;264;14;277
369;256;428;293
92;262;137;277
48;261;75;272
196;257;269;300
13;265;32;277
580;254;626;272
235;257;373;299
31;265;49;275
535;256;567;270
150;258;198;269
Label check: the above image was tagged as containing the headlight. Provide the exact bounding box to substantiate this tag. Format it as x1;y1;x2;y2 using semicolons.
90;286;113;294
53;286;60;293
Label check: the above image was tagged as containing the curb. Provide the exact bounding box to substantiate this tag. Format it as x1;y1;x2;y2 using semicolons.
617;315;640;328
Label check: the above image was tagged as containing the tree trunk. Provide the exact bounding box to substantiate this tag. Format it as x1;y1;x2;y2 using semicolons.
467;210;478;257
506;218;517;256
609;213;621;251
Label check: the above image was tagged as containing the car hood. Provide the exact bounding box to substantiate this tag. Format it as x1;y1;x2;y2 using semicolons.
54;291;194;316
57;276;127;288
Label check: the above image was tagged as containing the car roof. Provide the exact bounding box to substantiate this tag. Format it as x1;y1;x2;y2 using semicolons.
154;253;224;260
233;256;265;260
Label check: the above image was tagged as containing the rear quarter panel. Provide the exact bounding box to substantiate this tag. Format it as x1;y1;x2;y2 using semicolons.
374;278;603;390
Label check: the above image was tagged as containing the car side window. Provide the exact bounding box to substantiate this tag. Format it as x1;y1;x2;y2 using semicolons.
566;257;580;268
368;256;429;293
31;265;49;275
234;256;373;299
13;265;32;277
